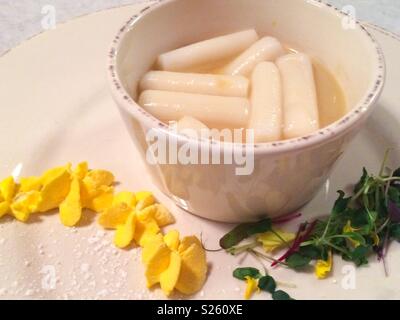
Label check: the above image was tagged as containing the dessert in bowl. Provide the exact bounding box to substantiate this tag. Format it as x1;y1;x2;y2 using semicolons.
108;0;385;222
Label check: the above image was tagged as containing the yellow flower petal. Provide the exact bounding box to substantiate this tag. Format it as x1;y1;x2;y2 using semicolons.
79;168;114;210
315;251;333;279
0;176;16;202
113;191;136;207
244;276;259;300
80;178;100;201
135;191;155;210
59;177;82;227
136;191;153;201
98;203;131;229
178;236;202;254
114;211;136;248
144;242;171;288
40;164;71;185
0;202;10;218
134;216;160;247
343;221;361;247
10;191;41;222
160;251;182;296
85;170;114;188
74;162;88;180
153;204;175;227
19;176;42;193
37;167;71;212
175;239;207;295
142;234;164;264
81;181;114;212
343;220;358;233
139;204;175;227
256;229;296;253
87;188;114;212
164;230;180;251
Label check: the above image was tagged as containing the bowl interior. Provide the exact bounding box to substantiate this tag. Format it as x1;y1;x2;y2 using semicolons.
115;0;382;124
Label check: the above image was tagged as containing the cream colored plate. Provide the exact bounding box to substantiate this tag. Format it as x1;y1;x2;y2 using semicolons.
1;3;400;300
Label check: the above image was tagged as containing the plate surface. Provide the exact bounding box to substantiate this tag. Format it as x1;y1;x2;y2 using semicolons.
0;3;400;300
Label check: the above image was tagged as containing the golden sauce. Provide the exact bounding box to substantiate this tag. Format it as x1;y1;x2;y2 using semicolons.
313;59;347;128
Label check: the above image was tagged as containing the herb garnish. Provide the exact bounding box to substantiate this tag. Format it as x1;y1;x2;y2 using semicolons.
290;150;400;273
221;150;400;299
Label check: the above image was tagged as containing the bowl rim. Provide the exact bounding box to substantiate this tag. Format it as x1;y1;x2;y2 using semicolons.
107;0;386;154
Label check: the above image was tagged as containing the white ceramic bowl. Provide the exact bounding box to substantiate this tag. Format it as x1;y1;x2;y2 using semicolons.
108;0;385;222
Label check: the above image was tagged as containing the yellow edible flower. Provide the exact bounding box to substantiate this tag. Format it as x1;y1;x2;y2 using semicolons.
0;163;208;298
98;191;175;249
256;229;296;252
80;166;114;212
315;250;333;279
0;176;16;218
343;221;361;247
0;162;116;225
142;232;207;297
244;276;259;300
372;233;380;246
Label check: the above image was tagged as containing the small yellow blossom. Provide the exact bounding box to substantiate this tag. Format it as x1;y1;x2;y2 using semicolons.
142;233;207;297
372;233;380;246
343;221;361;247
244;276;259;300
0;163;208;298
315;250;333;279
256;229;296;252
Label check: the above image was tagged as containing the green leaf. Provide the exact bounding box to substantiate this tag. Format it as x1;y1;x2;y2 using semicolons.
220;219;272;249
299;245;321;259
332;191;350;216
246;219;272;235
258;276;276;294
272;290;293;300
350;208;369;230
349;246;370;266
354;168;369;194
232;267;261;280
286;252;311;269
